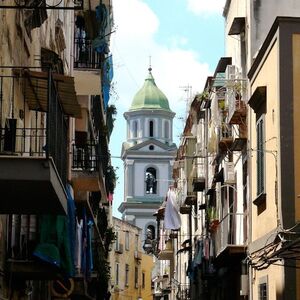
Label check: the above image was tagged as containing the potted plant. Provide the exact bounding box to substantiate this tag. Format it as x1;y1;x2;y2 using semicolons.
207;206;219;232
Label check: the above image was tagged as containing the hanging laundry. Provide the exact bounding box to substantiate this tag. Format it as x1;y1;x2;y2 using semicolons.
164;188;181;230
194;240;203;266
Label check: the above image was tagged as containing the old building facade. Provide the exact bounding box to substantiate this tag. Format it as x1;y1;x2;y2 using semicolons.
0;0;116;299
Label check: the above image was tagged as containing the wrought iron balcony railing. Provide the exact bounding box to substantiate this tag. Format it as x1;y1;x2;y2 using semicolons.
6;214;38;261
72;143;99;171
74;38;101;69
0;0;83;10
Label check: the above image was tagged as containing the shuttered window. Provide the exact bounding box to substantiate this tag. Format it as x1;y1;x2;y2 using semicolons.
257;116;265;195
259;282;268;300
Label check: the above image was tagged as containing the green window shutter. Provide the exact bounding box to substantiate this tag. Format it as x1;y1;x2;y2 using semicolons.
256;118;264;195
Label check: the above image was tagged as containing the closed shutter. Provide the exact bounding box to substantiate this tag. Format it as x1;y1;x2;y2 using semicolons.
256;118;264;195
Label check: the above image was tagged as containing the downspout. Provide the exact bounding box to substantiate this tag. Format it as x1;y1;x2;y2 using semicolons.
248;87;253;300
188;210;192;299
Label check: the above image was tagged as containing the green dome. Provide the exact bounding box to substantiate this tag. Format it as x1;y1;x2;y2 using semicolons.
130;69;171;111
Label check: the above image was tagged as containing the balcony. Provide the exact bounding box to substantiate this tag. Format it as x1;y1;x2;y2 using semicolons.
0;69;79;214
71;142;101;199
184;193;197;205
158;240;173;260
176;284;190;300
214;213;247;259
134;250;142;260
6;215;61;279
226;80;247;124
0;0;83;10
192;176;205;192
218;126;233;152
74;38;101;70
179;205;192;215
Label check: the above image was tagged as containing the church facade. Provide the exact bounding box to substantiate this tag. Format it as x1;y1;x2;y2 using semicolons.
118;67;177;244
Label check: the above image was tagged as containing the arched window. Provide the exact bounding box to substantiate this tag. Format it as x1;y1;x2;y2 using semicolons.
145;167;157;194
149;120;154;137
146;225;155;240
133;120;138;138
164;121;169;139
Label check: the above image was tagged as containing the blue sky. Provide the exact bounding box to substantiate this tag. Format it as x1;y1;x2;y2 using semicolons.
110;0;226;218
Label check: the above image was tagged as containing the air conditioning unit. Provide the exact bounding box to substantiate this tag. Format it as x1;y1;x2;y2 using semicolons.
194;142;205;157
240;274;249;296
224;162;235;183
225;65;237;80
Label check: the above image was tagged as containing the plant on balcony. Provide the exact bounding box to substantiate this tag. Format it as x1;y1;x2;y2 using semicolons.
105;164;118;194
197;90;210;102
106;104;117;139
104;226;117;254
207;206;219;232
232;80;246;101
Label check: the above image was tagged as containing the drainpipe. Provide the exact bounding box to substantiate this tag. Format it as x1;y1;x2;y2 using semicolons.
188;210;192;299
248;87;253;300
46;67;51;160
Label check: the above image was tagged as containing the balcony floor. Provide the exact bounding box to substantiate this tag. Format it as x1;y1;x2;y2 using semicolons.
0;156;67;214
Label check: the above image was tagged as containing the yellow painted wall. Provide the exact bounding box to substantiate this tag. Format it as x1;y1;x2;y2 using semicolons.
250;39;279;240
252;264;284;300
250;37;283;300
141;254;154;300
111;218;154;300
292;33;300;300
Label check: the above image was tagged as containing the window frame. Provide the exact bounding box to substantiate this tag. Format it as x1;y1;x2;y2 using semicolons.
164;120;169;139
133;120;138;138
149;120;154;137
125;264;129;287
134;266;138;289
256;115;265;196
125;231;129;251
115;262;120;286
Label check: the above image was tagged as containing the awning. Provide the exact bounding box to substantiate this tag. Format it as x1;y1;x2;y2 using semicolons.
13;69;81;118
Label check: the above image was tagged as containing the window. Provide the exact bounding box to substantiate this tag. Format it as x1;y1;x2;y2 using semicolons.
146;225;155;240
133;120;138;138
125;264;129;286
259;283;268;300
145;167;157;194
115;231;119;251
149;120;154;137
257;116;265;195
135;266;138;288
149;145;154;150
164;121;169;139
125;231;129;250
135;235;139;251
142;272;145;289
115;263;119;286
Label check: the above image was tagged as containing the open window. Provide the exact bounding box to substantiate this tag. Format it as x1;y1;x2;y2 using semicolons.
149;120;154;137
145;167;157;194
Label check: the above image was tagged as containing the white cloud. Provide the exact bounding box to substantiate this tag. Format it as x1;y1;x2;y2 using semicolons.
187;0;225;15
111;0;210;113
110;0;212;216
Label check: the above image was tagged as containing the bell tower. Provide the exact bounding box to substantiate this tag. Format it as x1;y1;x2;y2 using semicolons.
118;67;177;241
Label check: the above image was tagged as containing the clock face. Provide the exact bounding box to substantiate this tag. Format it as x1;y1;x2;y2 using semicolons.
51;278;74;298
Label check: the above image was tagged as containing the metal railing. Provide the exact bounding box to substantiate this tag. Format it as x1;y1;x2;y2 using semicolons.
6;214;38;260
74;38;101;69
214;212;246;257
0;70;68;186
226;79;247;123
71;142;99;171
48;71;68;185
91;95;102;135
176;284;190;300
